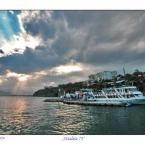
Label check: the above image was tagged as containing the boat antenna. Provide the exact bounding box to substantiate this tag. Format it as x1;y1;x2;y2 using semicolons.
123;67;127;86
123;67;126;76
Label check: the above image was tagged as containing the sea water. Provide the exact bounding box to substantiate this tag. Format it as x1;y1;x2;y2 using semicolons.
0;96;145;135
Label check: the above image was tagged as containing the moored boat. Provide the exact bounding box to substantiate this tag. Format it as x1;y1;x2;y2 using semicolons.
60;83;145;106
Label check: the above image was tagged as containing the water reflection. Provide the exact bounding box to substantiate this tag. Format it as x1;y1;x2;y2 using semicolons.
12;98;26;124
0;97;27;134
54;105;88;134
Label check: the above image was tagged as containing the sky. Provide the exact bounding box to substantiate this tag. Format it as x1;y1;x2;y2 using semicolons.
0;10;145;95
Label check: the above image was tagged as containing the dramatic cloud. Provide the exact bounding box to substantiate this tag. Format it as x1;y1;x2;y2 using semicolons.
1;11;145;94
22;11;145;67
0;11;41;57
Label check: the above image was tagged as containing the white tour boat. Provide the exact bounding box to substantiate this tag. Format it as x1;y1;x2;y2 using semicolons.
61;83;145;106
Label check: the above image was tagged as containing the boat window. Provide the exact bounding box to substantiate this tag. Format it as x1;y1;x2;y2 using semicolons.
129;88;137;92
135;94;139;97
117;89;120;91
125;89;129;93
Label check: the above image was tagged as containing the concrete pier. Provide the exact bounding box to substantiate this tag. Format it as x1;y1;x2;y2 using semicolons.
44;97;62;102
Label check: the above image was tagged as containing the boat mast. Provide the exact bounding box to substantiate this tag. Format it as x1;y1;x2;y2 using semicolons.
123;67;126;76
123;67;127;86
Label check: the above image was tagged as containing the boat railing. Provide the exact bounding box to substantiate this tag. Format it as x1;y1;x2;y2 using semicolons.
101;90;109;99
119;90;135;98
113;88;125;99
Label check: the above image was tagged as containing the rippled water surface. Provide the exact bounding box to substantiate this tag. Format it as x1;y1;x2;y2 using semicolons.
0;96;145;135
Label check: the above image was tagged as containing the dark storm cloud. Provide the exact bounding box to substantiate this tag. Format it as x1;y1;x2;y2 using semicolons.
24;11;56;40
82;48;145;66
59;11;145;66
1;11;145;74
21;11;145;68
52;32;75;57
0;47;65;73
1;11;145;94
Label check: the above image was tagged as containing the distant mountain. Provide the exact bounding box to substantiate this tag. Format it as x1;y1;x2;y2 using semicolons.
0;90;12;96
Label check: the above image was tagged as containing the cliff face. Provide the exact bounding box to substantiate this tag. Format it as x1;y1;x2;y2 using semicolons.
33;87;59;97
33;71;145;97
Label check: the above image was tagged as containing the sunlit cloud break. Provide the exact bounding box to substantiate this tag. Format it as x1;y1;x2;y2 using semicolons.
51;62;83;75
1;11;145;94
6;70;30;82
0;11;41;57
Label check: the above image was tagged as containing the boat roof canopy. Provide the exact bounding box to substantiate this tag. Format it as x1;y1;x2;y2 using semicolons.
105;86;137;90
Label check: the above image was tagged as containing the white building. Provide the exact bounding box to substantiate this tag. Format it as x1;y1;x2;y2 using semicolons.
88;71;117;82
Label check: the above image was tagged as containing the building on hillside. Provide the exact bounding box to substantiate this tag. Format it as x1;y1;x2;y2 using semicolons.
88;71;117;83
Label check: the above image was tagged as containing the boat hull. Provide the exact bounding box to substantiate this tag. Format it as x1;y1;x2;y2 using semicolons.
87;98;145;106
129;98;145;105
63;99;132;107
